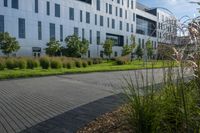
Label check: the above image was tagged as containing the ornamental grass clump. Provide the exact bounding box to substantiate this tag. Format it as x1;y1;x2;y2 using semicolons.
5;58;18;69
50;58;62;69
17;58;27;69
40;57;50;69
0;58;6;70
75;59;82;68
27;58;39;69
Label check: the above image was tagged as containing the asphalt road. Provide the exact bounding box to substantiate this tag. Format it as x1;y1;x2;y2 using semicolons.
0;68;184;133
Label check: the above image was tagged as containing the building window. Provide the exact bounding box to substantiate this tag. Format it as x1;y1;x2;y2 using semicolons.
86;12;90;24
120;8;122;17
80;10;83;22
125;10;127;19
0;15;4;33
100;16;103;26
96;0;100;11
55;4;60;17
12;0;18;9
114;51;118;57
133;13;135;21
38;21;42;40
119;21;122;30
74;27;79;36
109;4;112;14
69;8;74;20
112;19;115;29
107;18;110;28
18;18;25;38
126;23;129;32
100;51;103;58
49;23;55;40
46;1;50;15
35;0;38;13
115;7;118;16
97;31;100;45
88;50;90;58
131;0;134;9
106;3;108;13
95;14;97;25
89;30;92;44
4;0;8;7
131;24;134;33
82;28;85;40
60;25;63;42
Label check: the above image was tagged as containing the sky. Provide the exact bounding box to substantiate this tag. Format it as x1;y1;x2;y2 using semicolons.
138;0;200;19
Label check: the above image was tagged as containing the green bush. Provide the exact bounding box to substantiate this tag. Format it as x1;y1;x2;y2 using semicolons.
75;60;82;68
82;61;88;68
87;59;93;66
92;58;103;64
40;57;50;69
115;56;130;65
27;58;39;69
17;58;27;69
0;58;6;70
5;58;18;69
50;58;62;69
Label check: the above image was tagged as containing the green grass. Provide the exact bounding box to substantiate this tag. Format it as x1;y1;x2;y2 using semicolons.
0;60;175;80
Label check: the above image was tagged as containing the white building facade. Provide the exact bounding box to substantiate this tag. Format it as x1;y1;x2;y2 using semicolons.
0;0;175;57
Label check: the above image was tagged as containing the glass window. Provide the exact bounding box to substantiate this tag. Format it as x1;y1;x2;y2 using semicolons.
12;0;18;9
74;27;79;36
19;18;26;38
60;25;63;42
100;16;103;26
46;1;50;15
49;23;55;40
120;8;123;17
112;19;115;29
55;4;60;17
95;14;97;25
97;31;100;45
119;21;122;30
4;0;8;7
96;0;100;11
86;12;90;24
80;10;83;22
0;15;4;33
82;28;85;40
126;23;129;32
107;18;110;28
90;30;92;44
35;0;38;13
38;21;42;40
69;8;74;20
109;4;112;14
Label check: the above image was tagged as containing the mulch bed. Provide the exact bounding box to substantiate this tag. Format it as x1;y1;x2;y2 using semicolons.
77;106;133;133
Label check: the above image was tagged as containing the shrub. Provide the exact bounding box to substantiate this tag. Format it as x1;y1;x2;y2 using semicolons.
5;58;18;69
92;58;103;64
17;58;27;69
27;58;39;69
75;60;82;68
87;59;93;66
82;61;88;68
50;58;62;69
0;58;6;70
115;56;130;65
40;57;50;69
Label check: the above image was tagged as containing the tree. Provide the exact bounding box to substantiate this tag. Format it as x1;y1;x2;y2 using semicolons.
122;44;133;56
65;35;89;57
0;32;20;56
46;39;61;56
135;45;143;59
103;39;114;59
146;39;153;59
130;35;136;49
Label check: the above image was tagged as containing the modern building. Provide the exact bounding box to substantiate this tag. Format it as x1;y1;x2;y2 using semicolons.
0;0;176;57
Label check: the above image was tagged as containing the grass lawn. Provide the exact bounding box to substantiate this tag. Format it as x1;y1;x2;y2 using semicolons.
0;60;176;80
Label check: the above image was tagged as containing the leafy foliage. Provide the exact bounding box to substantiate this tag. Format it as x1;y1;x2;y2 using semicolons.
0;32;20;56
103;39;114;58
135;45;143;59
46;40;61;56
146;39;153;59
122;44;134;56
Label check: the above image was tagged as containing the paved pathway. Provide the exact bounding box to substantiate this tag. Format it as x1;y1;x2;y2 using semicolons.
0;68;182;133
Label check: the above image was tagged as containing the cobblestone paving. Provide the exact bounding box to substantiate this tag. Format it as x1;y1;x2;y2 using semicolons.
0;69;174;133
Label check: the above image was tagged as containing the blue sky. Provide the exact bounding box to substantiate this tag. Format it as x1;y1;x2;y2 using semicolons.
138;0;200;19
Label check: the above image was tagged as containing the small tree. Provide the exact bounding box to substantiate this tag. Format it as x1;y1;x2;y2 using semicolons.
46;39;61;56
103;39;114;59
122;44;133;56
135;45;143;59
65;35;89;57
130;35;136;49
0;32;20;56
146;39;153;59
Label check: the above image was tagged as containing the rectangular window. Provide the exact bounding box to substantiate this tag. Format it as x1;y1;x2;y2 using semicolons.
46;1;50;15
133;13;135;21
107;18;110;28
69;8;74;20
50;23;55;40
100;16;103;26
38;21;42;40
89;30;92;44
125;10;127;19
119;21;122;30
74;27;79;36
95;14;97;25
0;15;4;33
18;18;25;38
97;31;100;45
86;12;90;24
55;4;60;17
60;25;63;42
35;0;38;13
120;8;122;17
12;0;18;9
131;24;133;33
109;4;112;14
131;0;134;9
106;3;108;13
80;10;83;22
126;23;129;32
96;0;100;11
82;28;85;40
115;7;118;16
112;19;115;29
4;0;8;7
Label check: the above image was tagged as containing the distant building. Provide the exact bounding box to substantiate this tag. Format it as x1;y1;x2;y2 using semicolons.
0;0;177;57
